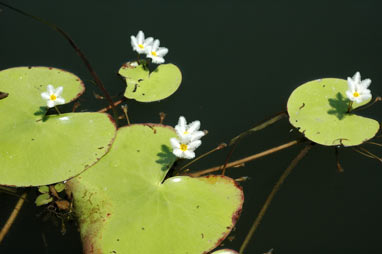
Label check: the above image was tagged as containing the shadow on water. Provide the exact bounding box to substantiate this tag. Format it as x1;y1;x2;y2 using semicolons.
156;145;176;172
327;92;350;120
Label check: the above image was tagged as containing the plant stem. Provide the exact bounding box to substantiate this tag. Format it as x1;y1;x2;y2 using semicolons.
239;143;314;254
0;2;118;121
0;192;28;243
178;143;227;173
54;106;61;115
190;139;303;177
98;98;126;113
229;111;287;146
121;104;131;125
347;101;353;113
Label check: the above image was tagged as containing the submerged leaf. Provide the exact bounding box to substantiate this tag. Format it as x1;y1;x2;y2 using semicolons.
68;124;243;254
0;66;116;186
287;78;380;146
118;62;182;102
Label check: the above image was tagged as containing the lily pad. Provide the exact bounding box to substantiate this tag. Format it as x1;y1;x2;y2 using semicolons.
287;78;380;146
118;62;182;102
0;66;116;186
68;124;243;254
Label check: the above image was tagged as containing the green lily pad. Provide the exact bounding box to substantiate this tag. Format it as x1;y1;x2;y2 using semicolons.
0;66;116;186
287;78;380;146
68;124;243;254
118;62;182;102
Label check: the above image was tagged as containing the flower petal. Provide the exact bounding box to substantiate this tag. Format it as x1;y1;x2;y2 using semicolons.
170;137;180;149
55;98;65;105
360;78;371;89
152;39;160;51
41;92;50;100
143;37;154;46
353;72;361;83
187;120;200;133
173;148;183;158
347;77;355;92
47;100;55;108
346;90;354;101
183;150;195;159
177;116;187;128
130;36;138;48
188;140;202;150
47;84;54;94
137;31;144;44
190;131;205;142
55;86;63;96
149;56;165;64
156;47;168;57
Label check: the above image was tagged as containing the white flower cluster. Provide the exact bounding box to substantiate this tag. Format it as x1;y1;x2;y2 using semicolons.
130;30;168;64
170;116;205;159
346;71;372;104
41;84;65;108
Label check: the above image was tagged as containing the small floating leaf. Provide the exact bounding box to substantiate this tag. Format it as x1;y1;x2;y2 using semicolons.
38;185;49;193
54;183;66;193
118;62;182;102
68;124;243;254
211;249;239;254
287;78;380;146
0;66;116;186
35;193;53;206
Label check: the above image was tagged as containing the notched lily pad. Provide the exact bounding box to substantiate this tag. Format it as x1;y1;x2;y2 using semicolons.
68;124;243;254
118;62;182;102
287;78;380;146
0;66;117;186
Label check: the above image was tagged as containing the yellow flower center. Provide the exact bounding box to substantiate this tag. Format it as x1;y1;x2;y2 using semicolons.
353;91;360;97
138;44;144;49
151;51;157;56
180;144;188;151
50;94;57;101
184;131;189;134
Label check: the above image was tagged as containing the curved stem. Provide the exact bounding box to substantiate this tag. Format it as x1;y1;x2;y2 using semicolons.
0;2;118;121
98;98;126;113
178;143;227;173
239;143;313;254
229;111;287;146
0;192;28;243
189;139;303;177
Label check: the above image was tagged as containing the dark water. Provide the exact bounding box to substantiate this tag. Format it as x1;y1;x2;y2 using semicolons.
1;0;382;253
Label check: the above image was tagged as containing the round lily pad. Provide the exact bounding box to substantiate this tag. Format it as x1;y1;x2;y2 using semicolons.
68;124;243;254
0;66;116;186
118;62;182;102
287;78;380;146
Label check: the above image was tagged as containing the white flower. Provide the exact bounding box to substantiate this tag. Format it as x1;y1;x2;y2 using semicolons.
146;39;168;64
130;30;154;54
175;116;205;143
41;84;65;108
170;137;201;159
345;71;372;104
